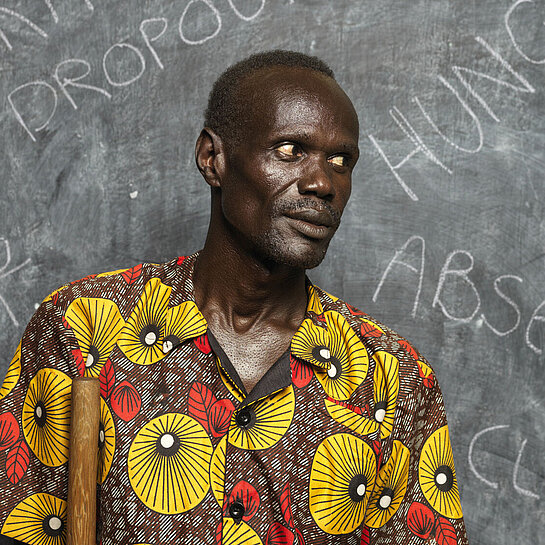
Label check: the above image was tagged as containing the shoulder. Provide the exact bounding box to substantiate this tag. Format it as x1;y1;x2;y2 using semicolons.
40;256;188;315
312;284;437;397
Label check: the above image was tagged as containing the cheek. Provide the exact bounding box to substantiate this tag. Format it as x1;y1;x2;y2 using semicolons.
220;179;274;233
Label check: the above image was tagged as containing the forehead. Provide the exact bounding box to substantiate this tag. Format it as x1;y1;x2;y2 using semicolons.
237;66;359;145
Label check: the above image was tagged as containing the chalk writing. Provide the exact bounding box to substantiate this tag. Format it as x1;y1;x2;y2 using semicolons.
368;1;542;200
140;18;168;70
54;59;112;110
468;425;541;499
0;239;31;327
102;43;147;87
227;0;266;21
374;235;543;355
179;0;222;45
433;251;481;324
505;0;545;65
373;235;425;318
0;7;48;51
468;424;510;489
526;299;545;355
4;0;275;141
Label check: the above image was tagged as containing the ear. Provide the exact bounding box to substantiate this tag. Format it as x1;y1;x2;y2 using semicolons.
195;127;226;188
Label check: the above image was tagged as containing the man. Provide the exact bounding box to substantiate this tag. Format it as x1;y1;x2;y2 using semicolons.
0;51;468;544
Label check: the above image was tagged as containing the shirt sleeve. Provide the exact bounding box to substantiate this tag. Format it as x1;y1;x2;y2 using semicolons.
0;296;81;544
366;365;470;544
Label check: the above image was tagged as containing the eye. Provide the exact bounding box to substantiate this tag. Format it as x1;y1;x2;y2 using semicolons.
328;155;348;168
275;143;303;158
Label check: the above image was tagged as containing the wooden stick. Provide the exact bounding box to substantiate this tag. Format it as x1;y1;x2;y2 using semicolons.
67;377;100;545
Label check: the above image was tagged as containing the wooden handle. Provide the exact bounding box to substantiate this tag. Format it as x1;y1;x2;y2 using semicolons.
67;377;100;545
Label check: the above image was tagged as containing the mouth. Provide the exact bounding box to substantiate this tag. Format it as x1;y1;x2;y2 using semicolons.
283;209;337;240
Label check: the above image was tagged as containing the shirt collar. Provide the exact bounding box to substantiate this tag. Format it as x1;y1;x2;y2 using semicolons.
172;251;330;371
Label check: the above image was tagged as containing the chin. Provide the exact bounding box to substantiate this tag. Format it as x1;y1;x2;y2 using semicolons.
256;231;331;270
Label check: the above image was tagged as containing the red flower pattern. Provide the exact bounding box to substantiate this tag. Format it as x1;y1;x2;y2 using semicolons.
208;398;235;438
5;440;29;484
0;412;18;452
110;380;141;421
407;502;435;539
290;355;313;388
266;522;294;545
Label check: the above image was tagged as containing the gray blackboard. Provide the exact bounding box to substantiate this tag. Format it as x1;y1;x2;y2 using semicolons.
1;0;544;542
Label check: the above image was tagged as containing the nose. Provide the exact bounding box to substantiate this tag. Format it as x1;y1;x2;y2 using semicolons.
296;156;335;200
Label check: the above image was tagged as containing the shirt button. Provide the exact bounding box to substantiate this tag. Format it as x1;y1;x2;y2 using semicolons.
229;501;245;522
235;408;252;428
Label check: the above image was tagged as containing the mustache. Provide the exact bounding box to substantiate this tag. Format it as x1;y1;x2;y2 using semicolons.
273;198;342;226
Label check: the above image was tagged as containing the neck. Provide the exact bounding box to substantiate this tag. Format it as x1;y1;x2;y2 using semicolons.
193;222;308;334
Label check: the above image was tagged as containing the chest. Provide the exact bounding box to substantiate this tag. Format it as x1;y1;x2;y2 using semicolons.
211;326;295;392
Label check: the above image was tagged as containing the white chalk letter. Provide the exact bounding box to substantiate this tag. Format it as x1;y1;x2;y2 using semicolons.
139;18;168;70
413;75;484;154
368;107;452;202
481;275;523;336
227;0;266;21
7;81;58;142
451;36;535;123
373;235;425;318
526;298;545;355
54;59;112;109
468;425;510;489
513;438;540;499
179;0;221;45
433;250;481;323
0;7;48;51
43;0;59;23
505;0;545;65
103;43;146;87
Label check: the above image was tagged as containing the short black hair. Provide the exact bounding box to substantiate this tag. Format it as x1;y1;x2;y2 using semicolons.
204;50;335;146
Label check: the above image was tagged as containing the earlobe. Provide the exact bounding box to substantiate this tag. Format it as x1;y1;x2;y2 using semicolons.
195;128;225;188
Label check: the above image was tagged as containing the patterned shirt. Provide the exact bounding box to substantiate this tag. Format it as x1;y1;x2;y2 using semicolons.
0;252;469;545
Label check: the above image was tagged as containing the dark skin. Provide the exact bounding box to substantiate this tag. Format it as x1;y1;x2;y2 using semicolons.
0;67;360;545
193;66;360;393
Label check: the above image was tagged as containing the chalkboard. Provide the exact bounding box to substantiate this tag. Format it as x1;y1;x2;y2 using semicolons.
1;0;544;543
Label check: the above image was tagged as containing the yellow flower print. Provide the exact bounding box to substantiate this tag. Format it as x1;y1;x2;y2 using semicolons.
117;278;172;366
228;387;295;451
2;493;66;545
324;351;398;438
220;517;263;545
22;369;71;467
163;301;207;352
365;440;410;528
309;433;376;534
65;297;124;377
291;318;331;370
313;312;369;400
128;413;213;514
418;425;463;519
324;398;379;436
210;435;228;507
0;342;21;401
98;398;115;484
306;284;324;314
372;351;399;440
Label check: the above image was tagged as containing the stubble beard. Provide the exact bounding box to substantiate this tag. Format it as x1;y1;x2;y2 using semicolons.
253;198;341;270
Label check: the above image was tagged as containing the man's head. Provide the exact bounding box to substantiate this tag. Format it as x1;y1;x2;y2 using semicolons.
196;50;359;270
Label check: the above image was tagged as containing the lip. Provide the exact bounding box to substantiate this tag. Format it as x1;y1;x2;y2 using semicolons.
284;209;335;227
284;209;335;240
